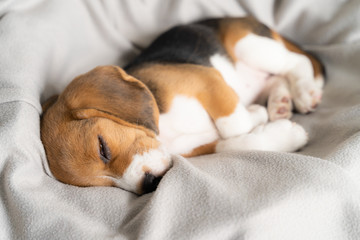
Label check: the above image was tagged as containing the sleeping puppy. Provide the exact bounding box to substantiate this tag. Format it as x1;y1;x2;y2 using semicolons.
41;17;324;195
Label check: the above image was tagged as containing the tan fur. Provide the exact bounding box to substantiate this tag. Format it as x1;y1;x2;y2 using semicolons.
216;17;272;62
182;141;218;158
41;66;161;188
128;63;239;119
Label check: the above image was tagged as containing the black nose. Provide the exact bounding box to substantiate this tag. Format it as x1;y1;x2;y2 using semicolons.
143;173;162;194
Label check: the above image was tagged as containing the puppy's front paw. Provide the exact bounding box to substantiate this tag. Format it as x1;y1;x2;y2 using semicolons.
286;121;309;151
291;80;322;114
259;119;308;152
248;104;268;126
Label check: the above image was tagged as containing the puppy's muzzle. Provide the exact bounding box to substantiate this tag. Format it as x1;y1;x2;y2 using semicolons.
143;173;162;194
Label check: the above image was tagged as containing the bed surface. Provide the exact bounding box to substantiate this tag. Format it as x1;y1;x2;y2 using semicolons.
1;0;360;239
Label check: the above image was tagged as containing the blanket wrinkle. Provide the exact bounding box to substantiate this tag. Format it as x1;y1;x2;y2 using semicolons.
0;88;42;113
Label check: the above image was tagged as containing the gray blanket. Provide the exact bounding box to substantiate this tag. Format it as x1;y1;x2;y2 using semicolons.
1;0;360;239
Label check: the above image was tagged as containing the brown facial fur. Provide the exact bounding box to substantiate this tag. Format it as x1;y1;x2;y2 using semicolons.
41;66;161;188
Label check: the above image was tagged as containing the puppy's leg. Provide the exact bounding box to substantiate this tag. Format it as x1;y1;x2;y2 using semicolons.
216;119;308;152
215;17;324;115
234;32;323;114
197;76;270;141
199;71;268;139
267;76;293;121
214;103;268;139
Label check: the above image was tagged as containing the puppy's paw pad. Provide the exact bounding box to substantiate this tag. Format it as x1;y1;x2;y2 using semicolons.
281;96;290;103
268;95;293;121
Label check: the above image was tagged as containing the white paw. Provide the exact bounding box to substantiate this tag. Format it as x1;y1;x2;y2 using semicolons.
253;119;308;152
248;104;268;126
290;80;322;114
216;104;268;139
215;104;253;139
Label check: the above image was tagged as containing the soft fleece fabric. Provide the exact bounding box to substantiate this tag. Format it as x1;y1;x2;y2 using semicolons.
0;0;360;239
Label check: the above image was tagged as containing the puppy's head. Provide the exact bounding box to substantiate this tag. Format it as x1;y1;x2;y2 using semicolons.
41;66;172;195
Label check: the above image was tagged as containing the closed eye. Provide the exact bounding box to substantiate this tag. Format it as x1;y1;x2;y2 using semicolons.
98;135;111;164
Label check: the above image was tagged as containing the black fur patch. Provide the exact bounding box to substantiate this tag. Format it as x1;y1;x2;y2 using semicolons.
124;23;226;71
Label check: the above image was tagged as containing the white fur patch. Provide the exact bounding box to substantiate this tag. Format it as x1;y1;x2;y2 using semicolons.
103;146;171;194
248;104;269;126
235;34;314;81
209;54;269;106
235;33;291;74
209;54;240;93
315;75;325;89
234;33;322;114
215;104;253;138
158;95;218;155
215;104;268;139
290;78;322;113
216;119;308;152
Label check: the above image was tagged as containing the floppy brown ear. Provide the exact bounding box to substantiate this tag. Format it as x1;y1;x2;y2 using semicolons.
62;66;159;134
72;108;157;137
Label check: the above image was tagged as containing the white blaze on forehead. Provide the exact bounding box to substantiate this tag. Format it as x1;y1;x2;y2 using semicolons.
103;145;171;193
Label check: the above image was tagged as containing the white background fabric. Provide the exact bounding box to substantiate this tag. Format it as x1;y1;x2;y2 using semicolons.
0;0;359;239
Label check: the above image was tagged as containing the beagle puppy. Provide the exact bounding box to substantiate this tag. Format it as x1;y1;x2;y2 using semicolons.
41;17;324;195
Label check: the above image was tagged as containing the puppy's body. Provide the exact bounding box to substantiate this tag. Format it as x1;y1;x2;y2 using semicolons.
125;17;323;156
41;17;324;194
